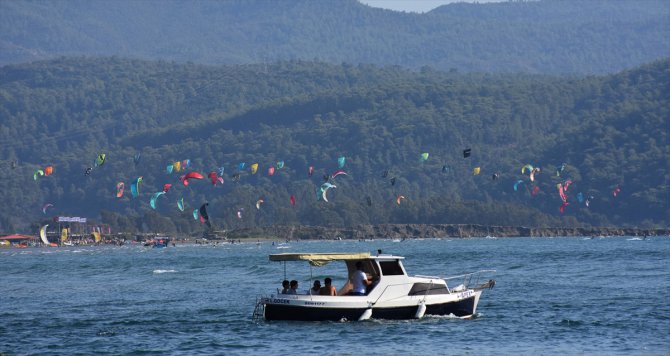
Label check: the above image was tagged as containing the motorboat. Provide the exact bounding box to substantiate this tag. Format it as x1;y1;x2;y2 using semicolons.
253;251;495;321
145;237;171;248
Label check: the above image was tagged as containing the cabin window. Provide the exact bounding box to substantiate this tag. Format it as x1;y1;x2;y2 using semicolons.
408;283;449;296
379;260;404;275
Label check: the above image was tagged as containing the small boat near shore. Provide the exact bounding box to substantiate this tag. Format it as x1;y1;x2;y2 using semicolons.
145;237;171;248
253;251;495;321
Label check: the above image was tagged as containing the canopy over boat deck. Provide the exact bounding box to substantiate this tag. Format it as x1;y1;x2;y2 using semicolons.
269;252;371;266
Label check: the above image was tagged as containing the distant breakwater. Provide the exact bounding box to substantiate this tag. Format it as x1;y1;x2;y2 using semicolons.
216;224;670;240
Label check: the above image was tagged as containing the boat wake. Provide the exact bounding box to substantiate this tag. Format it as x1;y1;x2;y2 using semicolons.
424;313;464;320
153;269;177;274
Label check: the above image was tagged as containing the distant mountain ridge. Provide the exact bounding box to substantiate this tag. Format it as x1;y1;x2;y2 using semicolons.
1;0;668;74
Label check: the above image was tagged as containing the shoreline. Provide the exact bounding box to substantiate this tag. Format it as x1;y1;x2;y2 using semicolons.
212;224;670;241
8;224;667;246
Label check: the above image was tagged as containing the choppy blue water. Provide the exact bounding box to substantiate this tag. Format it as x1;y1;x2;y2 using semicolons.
1;236;669;355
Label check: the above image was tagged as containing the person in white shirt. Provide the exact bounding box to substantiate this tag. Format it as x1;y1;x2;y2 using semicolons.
310;280;321;294
351;261;371;296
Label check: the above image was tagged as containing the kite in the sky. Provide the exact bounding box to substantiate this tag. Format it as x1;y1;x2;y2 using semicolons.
131;177;143;198
42;203;53;214
338;156;345;168
180;172;204;186
319;183;336;202
150;192;166;209
199;203;212;228
331;170;347;179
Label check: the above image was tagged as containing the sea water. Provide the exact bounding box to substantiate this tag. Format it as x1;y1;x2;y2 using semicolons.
1;236;668;355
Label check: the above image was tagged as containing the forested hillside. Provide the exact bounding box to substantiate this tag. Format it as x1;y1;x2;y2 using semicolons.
1;0;668;74
0;57;668;234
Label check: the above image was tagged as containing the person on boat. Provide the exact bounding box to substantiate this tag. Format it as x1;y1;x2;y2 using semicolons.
288;280;299;294
350;261;372;296
319;277;337;296
280;280;290;294
310;280;321;294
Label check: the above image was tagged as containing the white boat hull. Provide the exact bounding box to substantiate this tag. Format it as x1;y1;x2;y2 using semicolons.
262;290;481;321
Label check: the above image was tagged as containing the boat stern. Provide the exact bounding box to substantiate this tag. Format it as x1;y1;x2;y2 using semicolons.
261;295;371;322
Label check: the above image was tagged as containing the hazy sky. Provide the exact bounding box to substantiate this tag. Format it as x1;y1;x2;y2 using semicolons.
358;0;504;13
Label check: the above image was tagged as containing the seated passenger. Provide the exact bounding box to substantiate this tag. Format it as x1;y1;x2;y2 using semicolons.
287;280;299;295
310;280;321;294
319;277;337;296
280;280;290;294
337;280;352;296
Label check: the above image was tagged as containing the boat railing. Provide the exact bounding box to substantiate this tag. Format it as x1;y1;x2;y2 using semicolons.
445;269;496;291
414;274;442;279
417;269;496;292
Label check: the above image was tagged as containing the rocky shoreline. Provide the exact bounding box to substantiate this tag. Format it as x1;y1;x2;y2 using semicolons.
213;224;670;241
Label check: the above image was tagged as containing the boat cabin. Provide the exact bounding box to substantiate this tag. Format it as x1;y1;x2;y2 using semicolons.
269;252;411;296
